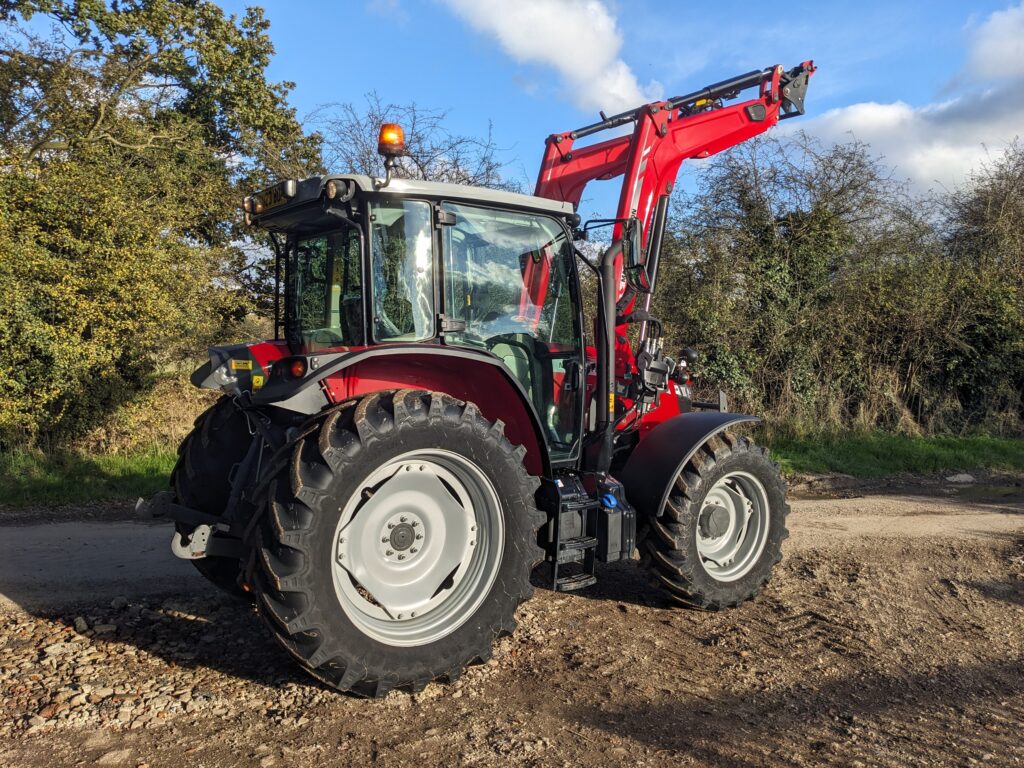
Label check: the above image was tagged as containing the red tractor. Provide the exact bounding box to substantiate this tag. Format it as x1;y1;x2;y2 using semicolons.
145;61;815;696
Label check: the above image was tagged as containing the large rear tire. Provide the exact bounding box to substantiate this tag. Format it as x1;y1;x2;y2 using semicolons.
171;396;253;597
640;432;789;609
247;389;544;697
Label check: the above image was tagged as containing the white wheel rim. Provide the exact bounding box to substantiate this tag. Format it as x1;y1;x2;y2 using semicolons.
695;471;770;582
331;449;504;647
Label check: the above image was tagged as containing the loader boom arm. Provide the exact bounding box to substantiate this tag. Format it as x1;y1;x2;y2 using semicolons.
535;61;816;280
534;61;815;472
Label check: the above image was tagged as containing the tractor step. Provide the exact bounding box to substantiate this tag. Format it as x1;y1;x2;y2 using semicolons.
557;535;598;563
540;475;600;591
554;573;598;592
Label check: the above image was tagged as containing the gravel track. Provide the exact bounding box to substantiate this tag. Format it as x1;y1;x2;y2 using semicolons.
0;486;1021;767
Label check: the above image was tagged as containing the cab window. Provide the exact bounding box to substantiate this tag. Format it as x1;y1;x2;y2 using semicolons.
292;228;363;350
369;199;435;342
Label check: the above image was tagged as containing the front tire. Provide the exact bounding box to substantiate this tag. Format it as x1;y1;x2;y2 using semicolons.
641;432;789;609
248;389;544;697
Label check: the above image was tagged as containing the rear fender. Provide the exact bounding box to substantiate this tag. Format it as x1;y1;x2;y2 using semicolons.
618;412;760;518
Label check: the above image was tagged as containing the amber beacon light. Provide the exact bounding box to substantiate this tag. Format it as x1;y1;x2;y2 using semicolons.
377;123;406;156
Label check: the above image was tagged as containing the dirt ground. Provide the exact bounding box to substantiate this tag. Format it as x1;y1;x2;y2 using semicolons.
1;480;1022;767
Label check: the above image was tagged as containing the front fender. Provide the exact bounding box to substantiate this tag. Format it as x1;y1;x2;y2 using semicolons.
618;412;760;518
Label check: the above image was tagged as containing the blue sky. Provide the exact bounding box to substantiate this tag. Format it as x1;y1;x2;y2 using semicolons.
218;0;1024;214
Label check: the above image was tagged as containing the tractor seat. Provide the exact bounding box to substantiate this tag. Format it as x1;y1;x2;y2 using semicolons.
490;341;533;394
486;333;555;431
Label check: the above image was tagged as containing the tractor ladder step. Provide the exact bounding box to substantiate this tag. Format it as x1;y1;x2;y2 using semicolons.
554;573;598;592
540;475;602;593
556;535;598;563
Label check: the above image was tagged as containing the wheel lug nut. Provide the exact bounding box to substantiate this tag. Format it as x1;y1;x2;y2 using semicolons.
386;549;394;556
398;554;405;560
388;523;394;529
400;516;407;523
381;537;389;543
411;521;418;527
410;548;418;553
415;534;423;540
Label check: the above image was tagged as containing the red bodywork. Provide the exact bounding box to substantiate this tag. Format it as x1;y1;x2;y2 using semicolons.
241;341;549;474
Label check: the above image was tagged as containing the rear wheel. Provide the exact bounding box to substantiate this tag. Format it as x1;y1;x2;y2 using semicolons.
171;396;253;596
247;389;544;697
641;433;789;609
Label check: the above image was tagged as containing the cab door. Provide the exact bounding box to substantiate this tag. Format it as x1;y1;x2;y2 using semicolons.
439;202;584;465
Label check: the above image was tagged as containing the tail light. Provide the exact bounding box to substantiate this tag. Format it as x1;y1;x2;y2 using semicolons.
274;357;308;380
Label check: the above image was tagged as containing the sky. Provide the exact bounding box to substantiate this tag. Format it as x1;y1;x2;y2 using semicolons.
216;0;1024;217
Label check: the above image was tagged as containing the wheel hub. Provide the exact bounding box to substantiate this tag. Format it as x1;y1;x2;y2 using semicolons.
700;505;731;539
379;513;424;563
389;522;417;552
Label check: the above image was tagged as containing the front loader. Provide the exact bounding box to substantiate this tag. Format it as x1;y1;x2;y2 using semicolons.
142;61;816;696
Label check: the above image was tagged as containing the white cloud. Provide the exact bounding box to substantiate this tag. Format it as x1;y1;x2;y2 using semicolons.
794;2;1024;191
969;3;1024;79
439;0;661;113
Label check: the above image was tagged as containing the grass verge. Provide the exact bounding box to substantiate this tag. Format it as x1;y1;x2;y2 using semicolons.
764;433;1024;478
1;434;1022;509
0;447;176;508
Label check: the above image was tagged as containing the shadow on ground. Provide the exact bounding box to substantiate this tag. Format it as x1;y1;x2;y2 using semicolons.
574;655;1024;767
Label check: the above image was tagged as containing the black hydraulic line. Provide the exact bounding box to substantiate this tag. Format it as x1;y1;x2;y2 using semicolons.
571;110;641;140
645;195;670;292
665;67;773;110
569;67;775;141
594;244;619;473
636;194;670;349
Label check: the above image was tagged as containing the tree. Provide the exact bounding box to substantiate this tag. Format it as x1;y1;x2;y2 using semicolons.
310;92;519;190
653;133;996;434
939;142;1024;431
0;0;321;446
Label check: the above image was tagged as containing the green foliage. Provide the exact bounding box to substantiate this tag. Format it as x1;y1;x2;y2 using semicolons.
658;134;1024;436
765;433;1024;478
0;445;176;507
0;1;320;446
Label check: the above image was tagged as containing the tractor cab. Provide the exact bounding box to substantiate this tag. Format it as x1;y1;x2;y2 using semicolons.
242;162;587;464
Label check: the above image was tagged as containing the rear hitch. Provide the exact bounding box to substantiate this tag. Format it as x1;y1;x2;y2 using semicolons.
137;491;245;561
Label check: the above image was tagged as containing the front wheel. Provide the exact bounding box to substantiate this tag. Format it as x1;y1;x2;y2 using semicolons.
641;432;789;609
247;389;544;697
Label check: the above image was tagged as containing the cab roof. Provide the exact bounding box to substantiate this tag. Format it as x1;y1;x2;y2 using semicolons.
250;173;575;233
331;174;575;216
